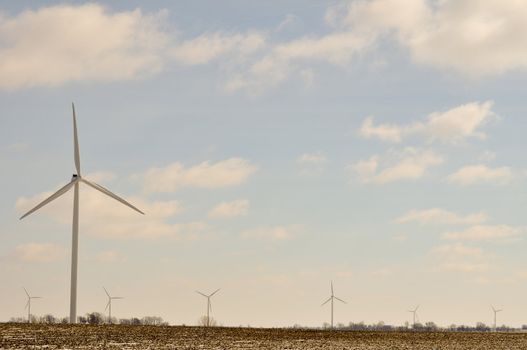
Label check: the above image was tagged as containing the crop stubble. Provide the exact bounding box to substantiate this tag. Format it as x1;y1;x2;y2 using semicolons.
2;324;527;349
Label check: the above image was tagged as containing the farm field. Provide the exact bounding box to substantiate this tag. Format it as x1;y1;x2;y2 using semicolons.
2;324;527;349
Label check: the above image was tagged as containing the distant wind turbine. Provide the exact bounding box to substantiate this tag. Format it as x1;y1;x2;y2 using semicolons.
321;281;346;329
491;305;502;332
408;305;419;328
19;103;144;323
104;287;123;324
23;288;42;324
196;288;220;327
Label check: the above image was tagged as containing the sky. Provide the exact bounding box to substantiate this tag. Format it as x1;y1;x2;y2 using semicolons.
1;0;527;328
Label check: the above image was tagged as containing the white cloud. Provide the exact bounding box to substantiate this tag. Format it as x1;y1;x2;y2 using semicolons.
172;32;265;65
297;152;328;175
0;4;267;90
431;243;491;273
334;0;527;76
396;208;488;225
350;148;444;184
297;152;327;165
15;183;204;240
359;101;497;143
447;165;514;185
11;243;66;263
142;158;257;193
432;243;485;258
360;117;406;143
0;4;170;90
7;1;524;92
436;261;490;273
227;0;527;92
442;225;524;242
208;199;249;219
95;250;126;263
276;14;300;33
241;225;298;241
225;31;376;93
393;233;408;241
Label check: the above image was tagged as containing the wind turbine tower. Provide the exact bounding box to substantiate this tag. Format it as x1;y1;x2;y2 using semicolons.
408;305;419;328
104;287;124;324
321;281;346;329
491;305;502;332
19;103;144;323
196;289;220;327
23;288;42;324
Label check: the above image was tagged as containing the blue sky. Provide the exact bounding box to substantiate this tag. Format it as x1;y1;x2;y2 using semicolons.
1;0;527;327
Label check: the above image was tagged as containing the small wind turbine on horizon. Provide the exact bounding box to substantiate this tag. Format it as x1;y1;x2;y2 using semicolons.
321;281;346;329
19;103;144;323
491;305;502;332
408;305;419;328
104;287;123;324
23;288;42;324
196;288;220;327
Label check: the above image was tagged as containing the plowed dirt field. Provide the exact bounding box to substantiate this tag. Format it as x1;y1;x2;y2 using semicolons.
2;324;527;349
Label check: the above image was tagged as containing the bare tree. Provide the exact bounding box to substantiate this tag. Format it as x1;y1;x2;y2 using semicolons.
142;316;165;326
42;314;57;324
86;312;104;325
198;316;218;327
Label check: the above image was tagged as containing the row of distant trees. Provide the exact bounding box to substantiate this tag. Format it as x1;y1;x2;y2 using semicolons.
9;316;527;331
315;321;527;332
9;313;167;326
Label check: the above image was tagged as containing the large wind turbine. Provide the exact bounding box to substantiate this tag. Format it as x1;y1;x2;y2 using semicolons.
103;287;123;324
23;288;42;324
408;305;419;328
196;288;220;327
20;103;144;323
491;305;502;332
321;281;346;329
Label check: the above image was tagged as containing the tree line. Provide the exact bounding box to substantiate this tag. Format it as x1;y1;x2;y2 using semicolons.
8;315;527;332
9;312;167;326
314;321;527;332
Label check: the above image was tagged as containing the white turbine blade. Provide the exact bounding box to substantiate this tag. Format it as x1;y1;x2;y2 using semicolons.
105;301;110;311
112;297;124;300
331;281;334;296
103;287;110;298
196;291;208;298
491;305;496;312
81;179;144;215
20;181;75;220
334;296;346;304
321;297;332;306
210;288;220;297
23;287;30;298
25;300;29;310
32;297;42;299
415;305;420;312
72;103;81;176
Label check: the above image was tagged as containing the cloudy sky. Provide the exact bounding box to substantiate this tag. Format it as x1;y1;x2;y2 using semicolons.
1;0;527;328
